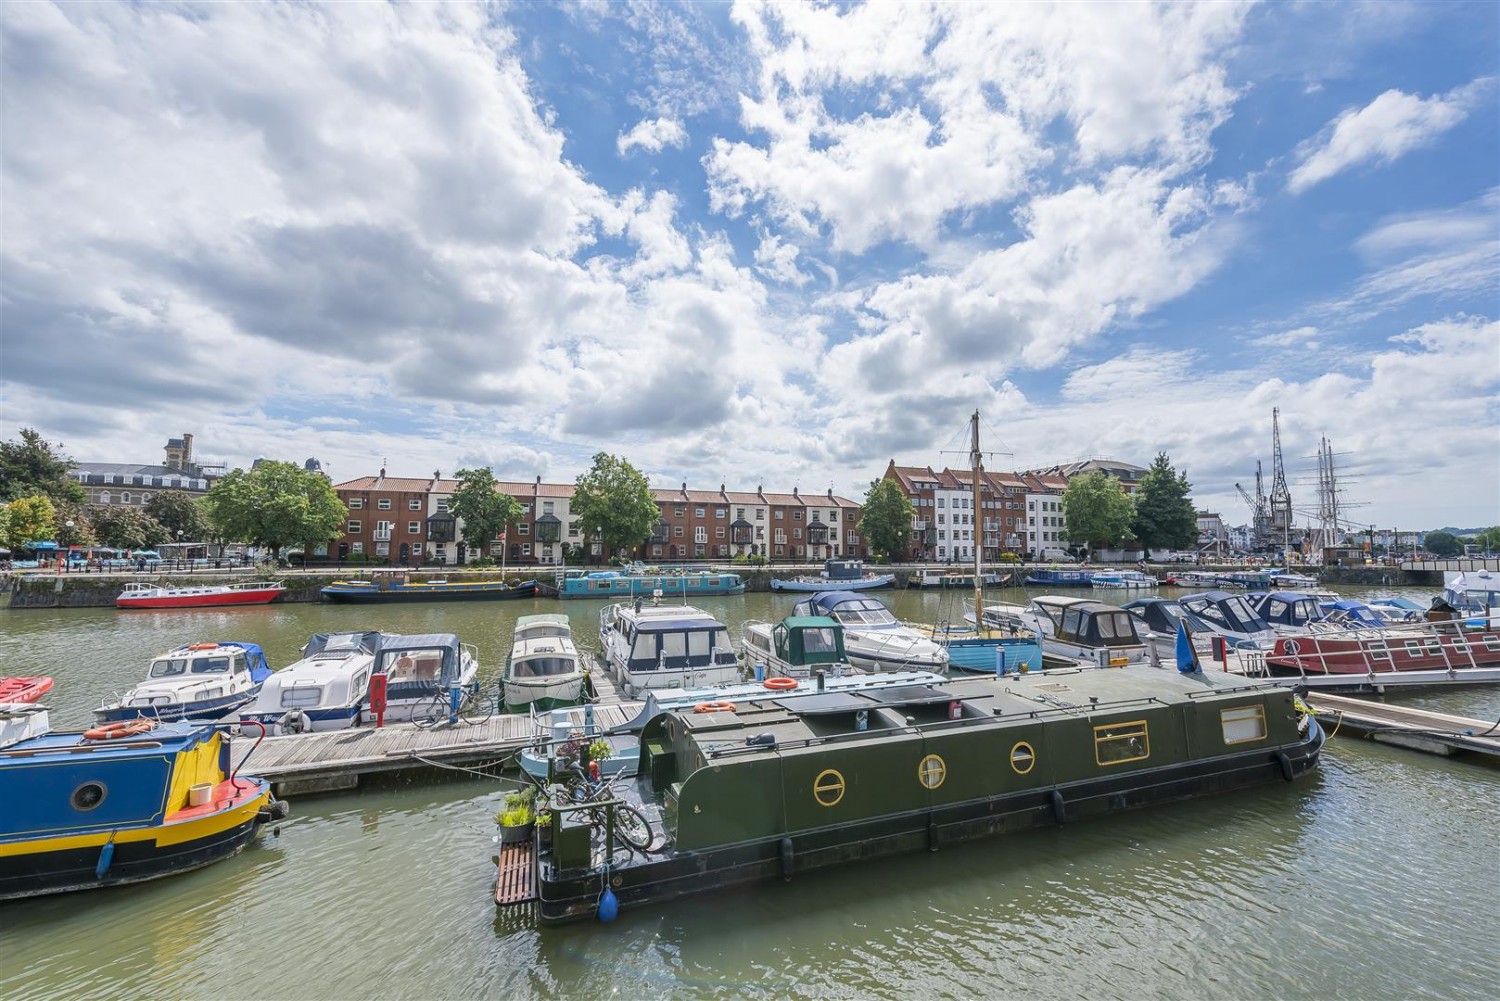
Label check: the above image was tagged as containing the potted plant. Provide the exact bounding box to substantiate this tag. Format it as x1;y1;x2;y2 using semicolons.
587;737;612;766
496;787;535;844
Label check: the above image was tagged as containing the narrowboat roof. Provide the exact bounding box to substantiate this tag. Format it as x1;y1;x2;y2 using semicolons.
0;721;214;762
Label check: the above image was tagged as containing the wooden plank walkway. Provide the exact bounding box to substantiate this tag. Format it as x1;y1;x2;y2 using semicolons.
1306;692;1500;760
230;699;641;795
494;842;538;906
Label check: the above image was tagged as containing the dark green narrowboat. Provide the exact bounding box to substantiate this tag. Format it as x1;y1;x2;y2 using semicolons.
519;665;1324;924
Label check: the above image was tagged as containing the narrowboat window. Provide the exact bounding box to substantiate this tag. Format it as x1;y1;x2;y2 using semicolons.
191;657;231;674
1485;637;1500;653
281;686;323;708
1094;721;1150;765
1220;705;1267;744
1451;641;1469;655
149;659;188;678
1010;741;1036;775
1424;639;1442;655
71;782;107;812
1404;640;1422;655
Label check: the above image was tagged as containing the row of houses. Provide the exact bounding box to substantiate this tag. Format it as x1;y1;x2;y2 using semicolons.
332;472;869;566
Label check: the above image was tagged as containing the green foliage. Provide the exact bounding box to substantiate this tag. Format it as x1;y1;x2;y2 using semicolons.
88;505;169;550
731;553;768;566
0;429;85;506
1473;526;1500;552
858;478;914;560
570;453;659;559
144;490;209;542
1424;530;1462;557
587;738;612;761
998;551;1021;563
496;786;535;827
201;461;346;556
1130;453;1197;551
1062;471;1136;550
53;499;95;548
449;468;524;555
4;495;56;550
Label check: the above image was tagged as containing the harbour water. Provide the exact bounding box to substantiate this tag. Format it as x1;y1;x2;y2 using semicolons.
2;586;1497;999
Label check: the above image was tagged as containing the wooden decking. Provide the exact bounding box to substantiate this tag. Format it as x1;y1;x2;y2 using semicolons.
494;842;538;906
1305;692;1500;760
230;699;640;795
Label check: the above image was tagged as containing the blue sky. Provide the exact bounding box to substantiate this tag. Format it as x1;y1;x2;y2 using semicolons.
2;1;1496;532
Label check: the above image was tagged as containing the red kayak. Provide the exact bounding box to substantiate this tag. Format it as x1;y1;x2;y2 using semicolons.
0;677;54;703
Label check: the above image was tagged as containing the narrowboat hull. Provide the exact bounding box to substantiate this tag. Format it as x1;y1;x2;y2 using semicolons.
0;777;277;900
116;587;284;609
321;581;539;603
557;574;746;599
535;720;1323;924
1265;628;1500;674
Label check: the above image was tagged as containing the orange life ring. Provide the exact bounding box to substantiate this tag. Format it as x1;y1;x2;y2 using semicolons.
188;643;218;650
692;701;737;714
763;676;798;691
83;719;157;741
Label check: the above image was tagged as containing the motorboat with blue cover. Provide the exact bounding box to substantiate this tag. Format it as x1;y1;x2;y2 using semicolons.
0;704;285;899
93;642;272;724
1176;591;1278;650
1248;592;1328;635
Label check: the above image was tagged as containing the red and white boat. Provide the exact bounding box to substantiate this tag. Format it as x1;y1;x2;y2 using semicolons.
1264;617;1500;675
116;581;285;610
0;677;54;703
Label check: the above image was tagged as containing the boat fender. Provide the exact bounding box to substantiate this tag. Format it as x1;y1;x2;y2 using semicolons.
597;885;619;923
94;840;115;881
927;820;940;853
279;710;312;735
1276;751;1295;783
779;837;794;881
1050;790;1067;825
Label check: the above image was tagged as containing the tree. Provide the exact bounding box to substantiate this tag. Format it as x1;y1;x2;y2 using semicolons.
145;489;209;542
1424;530;1463;557
0;428;85;505
4;495;56;551
858;478;914;560
89;505;169;551
202;461;346;557
1130;453;1197;552
570;453;659;561
1470;526;1500;553
449;468;524;557
1062;471;1135;553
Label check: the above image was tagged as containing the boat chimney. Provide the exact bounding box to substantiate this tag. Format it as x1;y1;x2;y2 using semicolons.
816;670;825;692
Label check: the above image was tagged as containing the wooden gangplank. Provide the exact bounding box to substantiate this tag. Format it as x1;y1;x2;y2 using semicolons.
230;702;641;795
1306;692;1500;760
494;842;538;906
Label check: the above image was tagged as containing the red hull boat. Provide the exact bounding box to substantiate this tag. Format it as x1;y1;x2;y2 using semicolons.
0;677;54;703
116;581;285;610
1265;622;1500;675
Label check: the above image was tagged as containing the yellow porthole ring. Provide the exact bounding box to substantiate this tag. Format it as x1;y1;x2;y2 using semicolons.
1010;741;1036;775
813;768;845;807
917;754;946;790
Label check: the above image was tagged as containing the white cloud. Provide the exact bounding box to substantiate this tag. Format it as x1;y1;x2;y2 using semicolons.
1287;79;1493;193
753;232;810;286
617;116;688;156
1252;326;1321;350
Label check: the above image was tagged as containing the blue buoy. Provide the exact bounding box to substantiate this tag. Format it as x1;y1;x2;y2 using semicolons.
94;840;115;880
597;886;619;923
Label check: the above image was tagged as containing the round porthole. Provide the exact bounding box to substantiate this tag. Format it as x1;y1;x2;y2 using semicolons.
71;782;107;812
1010;742;1036;775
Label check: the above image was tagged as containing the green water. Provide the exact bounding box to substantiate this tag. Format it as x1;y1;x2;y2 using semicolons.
2;587;1497;999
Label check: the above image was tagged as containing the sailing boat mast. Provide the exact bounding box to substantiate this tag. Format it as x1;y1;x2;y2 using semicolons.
970;409;984;629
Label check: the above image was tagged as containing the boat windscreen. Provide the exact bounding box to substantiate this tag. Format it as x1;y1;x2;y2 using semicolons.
190;656;232;674
512;657;577;679
149;659;188;678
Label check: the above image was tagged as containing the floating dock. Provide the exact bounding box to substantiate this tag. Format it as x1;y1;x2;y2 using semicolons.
1220;649;1500;694
1305;693;1500;761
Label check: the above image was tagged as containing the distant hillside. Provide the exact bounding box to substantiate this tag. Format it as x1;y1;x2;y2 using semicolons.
1433;527;1491;536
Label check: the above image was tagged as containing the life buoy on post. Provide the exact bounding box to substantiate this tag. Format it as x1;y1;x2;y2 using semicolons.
83;719;157;741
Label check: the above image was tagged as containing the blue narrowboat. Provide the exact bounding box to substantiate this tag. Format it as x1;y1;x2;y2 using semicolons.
557;568;746;599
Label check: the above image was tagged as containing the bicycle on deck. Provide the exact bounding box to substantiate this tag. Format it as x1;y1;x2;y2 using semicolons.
550;754;654;852
411;678;497;729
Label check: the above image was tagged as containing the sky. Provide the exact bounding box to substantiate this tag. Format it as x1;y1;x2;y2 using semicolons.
2;1;1497;534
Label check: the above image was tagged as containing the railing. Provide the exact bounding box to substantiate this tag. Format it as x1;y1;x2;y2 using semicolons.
1238;614;1498;681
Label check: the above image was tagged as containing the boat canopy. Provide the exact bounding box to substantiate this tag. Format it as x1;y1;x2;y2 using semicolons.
157;641;271;684
772;615;847;667
375;633;463;688
792;592;897;625
1317;599;1388;629
303;631;383;658
1179;591;1272;635
1045;600;1144;647
1249;591;1325;629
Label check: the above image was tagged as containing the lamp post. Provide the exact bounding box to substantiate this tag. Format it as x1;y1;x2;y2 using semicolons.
176;529;184;570
64;520;74;571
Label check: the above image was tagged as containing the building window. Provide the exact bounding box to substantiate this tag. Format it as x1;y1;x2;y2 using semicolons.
775;511;783;520
517;523;529;535
775;545;784;556
695;507;705;518
715;527;725;538
694;527;707;544
377;499;392;510
715;508;726;519
522;544;532;557
793;529;802;540
100;491;111;503
736;508;745;520
675;507;685;517
674;526;683;537
348;520;361;534
141;493;151;504
543;501;554;515
350;498;364;509
756;510;765;520
409;498;422;510
436;498;450;513
351;542;364;554
408;521;421;535
121;492;132;504
376;543;389;556
793;511;802;521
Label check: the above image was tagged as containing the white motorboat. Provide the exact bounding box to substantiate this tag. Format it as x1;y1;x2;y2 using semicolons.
239;631;383;735
599;601;740;697
504;614;586;713
983;595;1152;667
94;641;273;724
789;592;950;673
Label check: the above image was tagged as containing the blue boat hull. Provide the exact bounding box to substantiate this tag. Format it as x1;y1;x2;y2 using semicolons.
557;575;746;599
93;687;262;724
770;575;895;592
943;637;1044;674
